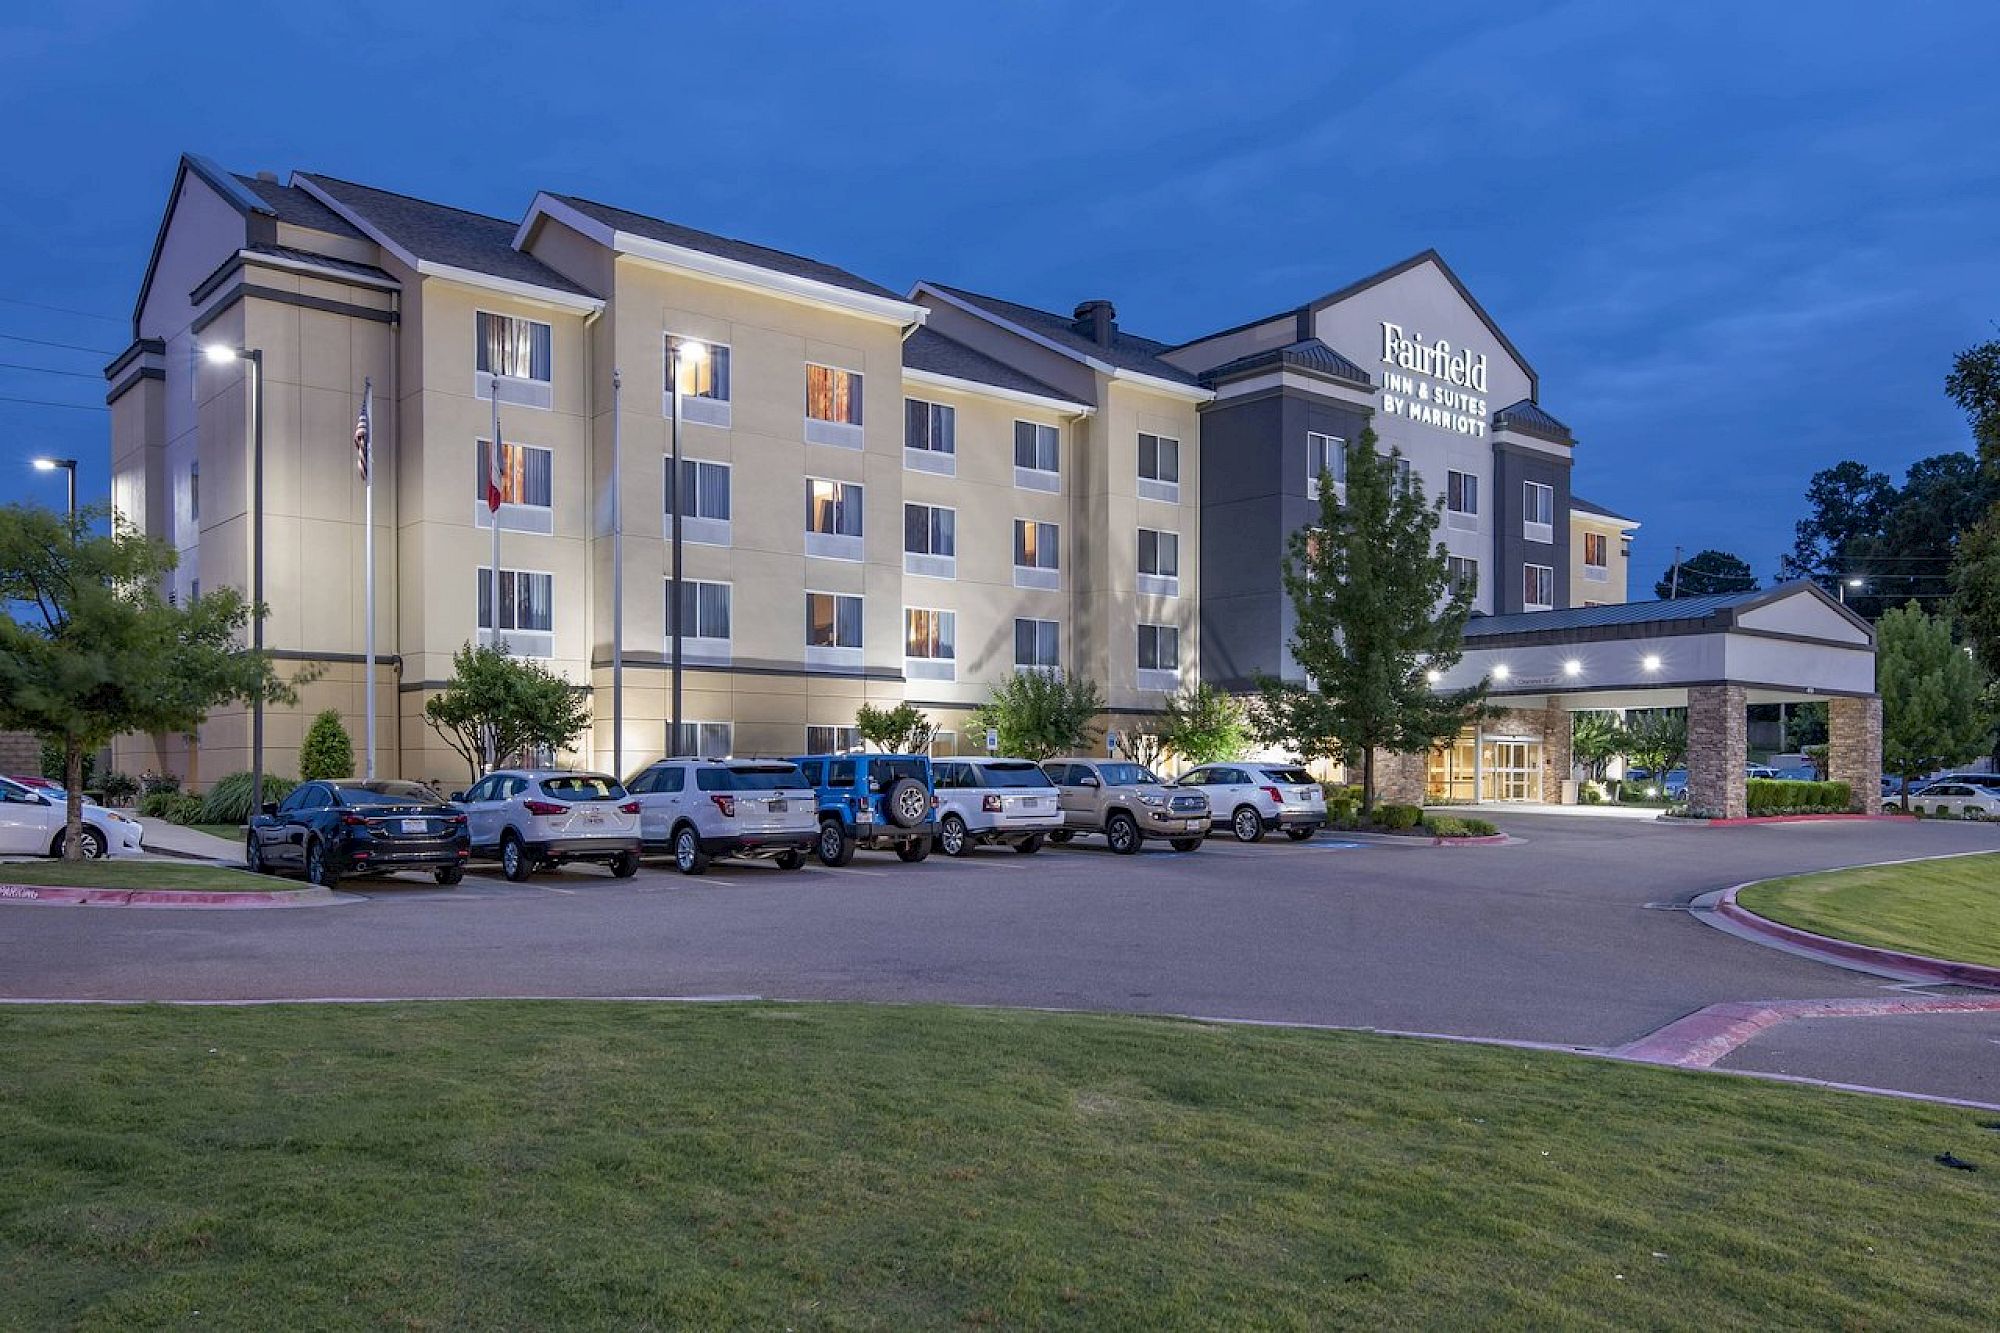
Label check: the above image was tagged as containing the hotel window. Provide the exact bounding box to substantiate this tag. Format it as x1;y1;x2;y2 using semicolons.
1137;623;1180;687
666;336;730;427
1014;421;1060;492
1014;618;1060;670
1137;528;1180;597
1524;482;1555;542
1387;453;1413;491
475;311;553;408
1013;519;1060;589
475;439;555;533
1306;432;1346;500
905;398;956;476
1583;531;1609;581
1138;433;1180;502
188;461;199;522
805;478;864;561
904;502;956;579
668;579;732;663
672;721;734;759
668;458;731;546
1448;555;1479;600
805;724;861;755
805;592;863;671
476;567;554;656
905;608;957;680
805;363;864;447
1523;563;1555;611
1446;470;1478;530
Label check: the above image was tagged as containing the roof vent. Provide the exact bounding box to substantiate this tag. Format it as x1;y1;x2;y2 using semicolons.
1072;299;1117;346
254;170;279;183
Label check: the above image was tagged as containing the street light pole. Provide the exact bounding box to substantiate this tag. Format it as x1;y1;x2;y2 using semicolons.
611;366;623;782
31;457;78;530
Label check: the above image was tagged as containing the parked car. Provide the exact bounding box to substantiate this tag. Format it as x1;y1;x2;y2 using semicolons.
1930;772;2000;792
788;752;937;866
0;776;144;858
1745;764;1779;781
450;769;642;881
626;757;817;874
1905;782;2000;819
1174;762;1326;843
1040;758;1209;854
931;757;1064;856
246;779;469;887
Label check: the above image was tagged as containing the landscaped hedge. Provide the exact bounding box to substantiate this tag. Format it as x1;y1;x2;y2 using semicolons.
197;772;299;825
1745;778;1852;815
1376;803;1423;831
1422;814;1500;839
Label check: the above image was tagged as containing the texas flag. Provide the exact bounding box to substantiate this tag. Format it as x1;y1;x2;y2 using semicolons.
485;427;505;514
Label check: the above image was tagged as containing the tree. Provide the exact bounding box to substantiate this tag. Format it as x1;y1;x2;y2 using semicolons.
1945;338;2000;469
1569;711;1623;782
1779;460;1895;584
1655;548;1757;599
1250;429;1488;812
970;670;1105;761
1112;729;1165;770
0;504;292;858
1159;681;1250;766
855;701;936;755
1877;602;1989;806
298;709;355;781
423;642;591;781
1621;710;1688;782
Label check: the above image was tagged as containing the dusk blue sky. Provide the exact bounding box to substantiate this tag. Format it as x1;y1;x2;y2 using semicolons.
3;1;1995;586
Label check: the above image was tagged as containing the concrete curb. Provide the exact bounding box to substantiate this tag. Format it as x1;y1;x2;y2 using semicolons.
0;882;341;909
1611;994;2000;1068
1716;884;2000;990
1700;813;1919;827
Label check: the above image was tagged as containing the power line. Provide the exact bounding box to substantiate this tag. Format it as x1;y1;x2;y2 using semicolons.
0;330;116;356
0;294;123;325
0;359;102;380
0;392;105;412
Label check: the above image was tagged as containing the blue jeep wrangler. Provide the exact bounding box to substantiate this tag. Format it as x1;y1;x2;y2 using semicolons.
788;753;937;866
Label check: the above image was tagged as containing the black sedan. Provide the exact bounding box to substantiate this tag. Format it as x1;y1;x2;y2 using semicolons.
246;780;470;888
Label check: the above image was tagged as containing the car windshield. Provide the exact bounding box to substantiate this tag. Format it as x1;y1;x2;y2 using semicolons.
871;759;929;786
335;782;446;806
979;761;1054;788
540;775;627;800
1259;767;1316;784
1097;764;1161;786
697;765;806;792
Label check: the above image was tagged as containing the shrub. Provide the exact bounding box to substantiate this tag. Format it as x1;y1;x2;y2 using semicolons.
1328;797;1356;826
198;771;299;825
1745;777;1853;815
98;771;140;806
1376;803;1422;831
138;790;204;824
298;709;355;781
140;770;182;795
1462;817;1498;837
1423;814;1468;837
1578;783;1603;805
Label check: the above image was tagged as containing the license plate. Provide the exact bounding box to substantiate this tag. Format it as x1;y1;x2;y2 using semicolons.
769;800;787;812
1296;789;1318;801
582;808;603;824
1184;819;1205;830
400;818;426;834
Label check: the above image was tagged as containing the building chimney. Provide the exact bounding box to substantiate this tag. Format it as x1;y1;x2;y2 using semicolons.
255;170;279;183
1072;299;1117;347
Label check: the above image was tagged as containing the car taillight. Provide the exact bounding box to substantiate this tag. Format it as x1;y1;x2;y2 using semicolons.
982;794;1003;812
451;814;467;825
523;799;568;817
619;801;640;814
1262;786;1284;804
931;794;941;808
710;794;736;817
341;813;369;826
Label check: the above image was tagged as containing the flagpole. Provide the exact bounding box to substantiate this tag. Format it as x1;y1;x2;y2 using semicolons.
489;388;502;773
611;366;624;784
361;377;377;781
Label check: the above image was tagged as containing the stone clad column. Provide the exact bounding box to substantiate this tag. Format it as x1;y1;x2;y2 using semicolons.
1685;684;1747;819
1542;700;1573;803
1828;695;1883;812
1370;748;1429;806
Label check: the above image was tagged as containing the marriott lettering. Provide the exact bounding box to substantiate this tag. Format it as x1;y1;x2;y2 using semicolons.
1378;320;1489;438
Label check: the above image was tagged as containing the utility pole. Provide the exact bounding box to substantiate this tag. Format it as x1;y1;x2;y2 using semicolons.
1668;545;1682;600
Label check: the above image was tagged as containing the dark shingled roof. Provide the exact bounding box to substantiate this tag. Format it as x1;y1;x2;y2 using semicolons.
1202;337;1373;388
552;195;901;301
1464;587;1767;639
902;327;1083;404
1492;398;1572;442
298;174;598;300
922;283;1202;386
244;244;396;284
1571;494;1638;524
233;174;364;239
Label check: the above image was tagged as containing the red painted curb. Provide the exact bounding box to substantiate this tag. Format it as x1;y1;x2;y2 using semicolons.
1615;994;2000;1067
1703;813;1919;827
1717;888;2000;989
0;883;331;909
1431;833;1510;846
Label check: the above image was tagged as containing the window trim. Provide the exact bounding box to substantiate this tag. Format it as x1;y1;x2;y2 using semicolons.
667;456;732;547
904;606;957;681
1446;469;1479;531
476;564;556;657
1447;554;1480;600
474;437;555;535
665;333;732;428
804;476;865;562
1013;518;1061;590
1523;481;1555;543
1136;622;1181;689
668;577;732;665
474;309;554;409
1523;562;1556;612
904;396;957;476
804;724;861;756
1013;420;1061;493
903;501;957;580
1582;530;1610;581
1013;617;1061;671
805;362;864;448
671;721;734;760
1137;432;1180;503
1306;431;1346;502
1137;526;1180;598
804;589;865;670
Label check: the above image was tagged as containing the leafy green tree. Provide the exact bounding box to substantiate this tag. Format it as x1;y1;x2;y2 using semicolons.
1249;429;1488;812
1945;338;2000;469
298;708;355;780
1655;548;1757;599
423;642;591;781
1159;681;1250;766
1112;729;1166;770
1621;710;1688;782
1784;700;1829;752
1569;711;1623;782
0;504;292;858
1779;460;1895;584
39;737;96;792
970;670;1105;761
855;701;936;755
1877;601;1990;806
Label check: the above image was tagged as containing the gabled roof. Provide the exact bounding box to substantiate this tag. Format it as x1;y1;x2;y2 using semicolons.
914;281;1205;390
1571;494;1638;526
232;174;363;238
295;172;600;303
1202;337;1372;389
1463;581;1870;642
1492;398;1572;443
132;154;279;336
548;195;900;300
902;326;1084;407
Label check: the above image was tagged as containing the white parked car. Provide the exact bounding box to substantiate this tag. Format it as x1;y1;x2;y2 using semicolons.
0;777;145;858
625;757;817;875
931;757;1065;856
449;769;642;881
1906;782;2000;819
1174;762;1327;842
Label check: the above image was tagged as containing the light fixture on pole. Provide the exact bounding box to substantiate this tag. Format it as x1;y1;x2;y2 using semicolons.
32;456;78;526
203;342;267;819
1839;576;1864;605
667;337;708;755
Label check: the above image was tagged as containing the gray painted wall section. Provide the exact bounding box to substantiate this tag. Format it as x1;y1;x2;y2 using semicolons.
1491;441;1572;613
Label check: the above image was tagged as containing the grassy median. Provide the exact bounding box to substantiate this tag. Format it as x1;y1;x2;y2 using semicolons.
1737;851;2000;968
4;1003;1997;1329
0;860;264;892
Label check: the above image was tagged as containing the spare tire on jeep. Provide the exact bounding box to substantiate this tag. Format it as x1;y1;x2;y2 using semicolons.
884;776;929;828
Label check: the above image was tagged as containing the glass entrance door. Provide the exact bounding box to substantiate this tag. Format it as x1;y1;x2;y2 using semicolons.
1480;740;1542;802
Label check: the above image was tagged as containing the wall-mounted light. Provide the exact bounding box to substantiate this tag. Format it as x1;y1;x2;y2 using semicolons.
1492;664;1511;681
1641;654;1662;673
1425;669;1442;685
1562;659;1582;678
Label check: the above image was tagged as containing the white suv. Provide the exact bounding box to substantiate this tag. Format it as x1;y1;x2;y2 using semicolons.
626;758;818;874
931;757;1065;856
1175;763;1326;843
451;769;642;881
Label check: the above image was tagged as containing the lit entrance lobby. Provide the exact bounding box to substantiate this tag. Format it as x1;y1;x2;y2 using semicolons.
1419;584;1881;816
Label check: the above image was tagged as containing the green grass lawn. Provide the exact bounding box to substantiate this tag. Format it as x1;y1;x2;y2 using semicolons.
3;1004;1996;1329
187;823;244;842
1738;851;2000;968
0;860;269;892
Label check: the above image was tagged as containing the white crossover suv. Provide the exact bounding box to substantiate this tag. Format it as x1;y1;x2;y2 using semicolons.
625;757;818;874
450;769;642;881
0;777;145;858
1174;762;1327;843
931;757;1065;856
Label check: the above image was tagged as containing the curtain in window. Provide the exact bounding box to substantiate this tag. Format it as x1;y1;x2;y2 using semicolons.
1015;521;1056;569
1014;422;1058;471
1140;625;1178;671
906;400;954;453
671;341;730;400
674;460;730;520
807;594;863;648
808;480;862;535
807;365;862;424
904;504;953;555
906;609;954;659
1140;530;1178;577
675;581;731;640
478;313;552;381
1014;618;1059;667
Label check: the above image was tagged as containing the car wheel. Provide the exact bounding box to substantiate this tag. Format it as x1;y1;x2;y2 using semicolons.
884;777;929;830
610;850;641;878
1231;806;1265;843
1169;837;1202;853
50;825;107;860
896;838;931;863
938;814;971;857
1013;833;1044;855
1105;811;1140;855
305;840;340;889
672;827;709;876
244;835;267;874
433;865;465;885
1048;829;1074;844
1284;827;1316;842
774;849;806;871
501;833;533;882
816;820;855;868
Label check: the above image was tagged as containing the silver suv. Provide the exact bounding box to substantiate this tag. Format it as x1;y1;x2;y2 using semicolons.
1175;762;1326;842
626;758;818;875
451;769;642;882
1041;758;1209;854
931;757;1064;856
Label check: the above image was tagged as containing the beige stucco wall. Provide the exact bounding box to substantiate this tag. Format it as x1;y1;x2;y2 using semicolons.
1569;512;1633;606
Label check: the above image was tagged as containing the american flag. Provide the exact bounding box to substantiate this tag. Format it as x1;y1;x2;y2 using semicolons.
353;379;372;483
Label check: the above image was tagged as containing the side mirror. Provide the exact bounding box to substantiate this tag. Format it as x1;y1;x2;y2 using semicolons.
449;791;466;803
260;801;278;816
1080;775;1101;788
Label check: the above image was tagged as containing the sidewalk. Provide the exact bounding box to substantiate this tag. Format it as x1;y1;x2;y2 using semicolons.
138;822;243;864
